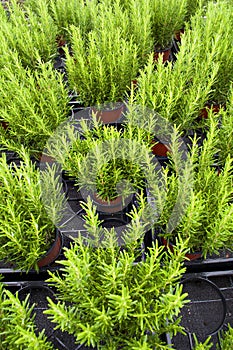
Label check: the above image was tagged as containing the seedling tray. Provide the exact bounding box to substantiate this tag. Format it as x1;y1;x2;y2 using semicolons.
184;251;233;273
3;280;93;350
169;270;233;349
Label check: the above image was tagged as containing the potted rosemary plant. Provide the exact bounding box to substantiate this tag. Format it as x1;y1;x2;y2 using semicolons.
0;149;66;272
65;21;139;122
150;0;186;62
45;201;188;349
0;60;70;157
0;0;58;69
48;0;96;46
188;0;233;106
159;117;233;258
134;25;219;132
46;112;161;214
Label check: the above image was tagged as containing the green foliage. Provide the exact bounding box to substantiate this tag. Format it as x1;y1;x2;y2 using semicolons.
0;0;58;69
150;0;187;49
48;0;97;39
0;282;53;350
163;117;233;256
134;0;233;130
0;148;66;271
121;0;154;63
0;61;70;155
134;31;218;130
193;335;213;350
188;0;233;103
218;86;233;164
96;0;153;66
47;113;158;202
45;203;188;349
184;0;209;23
218;325;233;350
65;22;139;106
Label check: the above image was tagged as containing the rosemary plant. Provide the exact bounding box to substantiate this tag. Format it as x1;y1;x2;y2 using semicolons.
122;0;154;65
0;282;53;350
48;0;97;42
46;110;164;206
133;0;233;130
150;0;187;50
65;21;139;106
184;0;206;23
95;0;154;67
218;325;233;350
162;117;233;257
0;61;70;155
193;336;213;350
218;86;233;164
133;15;220;132
0;0;58;69
45;201;188;349
188;0;233;104
0;149;66;271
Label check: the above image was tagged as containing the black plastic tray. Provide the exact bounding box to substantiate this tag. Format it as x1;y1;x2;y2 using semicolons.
170;270;233;349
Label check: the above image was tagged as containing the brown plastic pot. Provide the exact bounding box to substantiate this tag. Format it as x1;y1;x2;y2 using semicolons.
174;28;185;42
1;121;9;130
154;46;172;63
37;229;63;268
56;35;67;55
151;141;170;157
90;102;124;124
198;102;222;119
39;153;55;163
92;193;125;213
161;237;202;261
92;192;133;214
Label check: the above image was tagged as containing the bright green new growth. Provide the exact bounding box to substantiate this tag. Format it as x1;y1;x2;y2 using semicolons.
65;22;139;106
218;325;233;350
0;282;53;350
188;0;233;104
0;61;70;155
163;116;233;256
0;0;58;69
46;111;160;202
0;148;66;271
193;335;213;350
45;200;188;349
134;0;233;131
218;86;233;164
150;0;187;50
48;0;97;40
